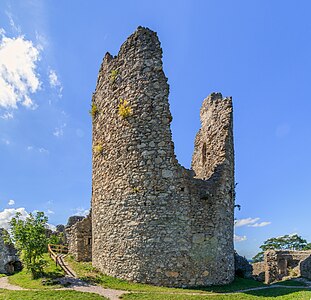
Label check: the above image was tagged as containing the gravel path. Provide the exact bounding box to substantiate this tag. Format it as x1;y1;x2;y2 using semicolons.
1;275;311;299
0;275;127;299
0;276;26;290
57;277;127;300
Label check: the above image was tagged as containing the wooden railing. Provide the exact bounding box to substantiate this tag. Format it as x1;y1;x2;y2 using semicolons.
48;244;76;278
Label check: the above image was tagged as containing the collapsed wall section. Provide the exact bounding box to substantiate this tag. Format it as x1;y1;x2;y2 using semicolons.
91;26;235;287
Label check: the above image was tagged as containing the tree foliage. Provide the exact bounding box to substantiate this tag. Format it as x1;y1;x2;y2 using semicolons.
6;211;48;278
252;234;309;263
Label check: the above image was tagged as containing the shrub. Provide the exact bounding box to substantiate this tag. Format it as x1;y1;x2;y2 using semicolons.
94;144;103;155
89;104;98;118
118;99;132;119
110;69;118;83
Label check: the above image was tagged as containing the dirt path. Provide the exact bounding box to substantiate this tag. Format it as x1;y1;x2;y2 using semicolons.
0;276;26;290
1;275;311;299
57;277;127;300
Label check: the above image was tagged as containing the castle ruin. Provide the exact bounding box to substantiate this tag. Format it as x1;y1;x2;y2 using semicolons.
88;26;235;287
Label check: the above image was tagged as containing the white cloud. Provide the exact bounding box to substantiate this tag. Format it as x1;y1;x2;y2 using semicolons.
22;95;38;110
8;199;15;206
73;207;89;217
0;207;56;231
53;123;66;138
235;218;260;228
38;147;49;154
5;11;21;34
49;69;63;97
26;145;49;154
234;234;247;242
46;209;54;215
1;112;13;120
249;221;271;228
0;29;41;110
1;138;10;145
0;207;29;230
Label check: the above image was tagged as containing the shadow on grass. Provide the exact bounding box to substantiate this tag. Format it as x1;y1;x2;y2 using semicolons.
244;287;311;298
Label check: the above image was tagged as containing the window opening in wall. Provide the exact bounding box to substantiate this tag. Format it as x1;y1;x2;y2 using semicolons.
202;143;207;164
88;237;92;245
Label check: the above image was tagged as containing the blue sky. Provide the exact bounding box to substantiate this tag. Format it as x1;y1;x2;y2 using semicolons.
0;0;311;259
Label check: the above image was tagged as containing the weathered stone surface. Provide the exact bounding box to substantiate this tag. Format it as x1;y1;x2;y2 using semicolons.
91;26;235;287
234;251;253;278
258;250;311;284
0;228;21;274
66;216;85;228
66;215;92;262
300;255;311;280
252;261;265;281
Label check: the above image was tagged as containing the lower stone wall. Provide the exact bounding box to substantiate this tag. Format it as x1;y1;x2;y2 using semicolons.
234;252;253;278
66;215;92;262
0;229;21;274
300;256;311;280
260;250;311;284
252;261;265;281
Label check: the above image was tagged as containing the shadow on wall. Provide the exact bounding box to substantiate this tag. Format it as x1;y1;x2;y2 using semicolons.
5;260;22;274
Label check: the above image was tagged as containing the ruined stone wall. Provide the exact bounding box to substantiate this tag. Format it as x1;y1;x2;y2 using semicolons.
264;250;311;283
300;255;311;280
0;229;20;274
66;216;92;262
91;26;235;287
252;261;265;281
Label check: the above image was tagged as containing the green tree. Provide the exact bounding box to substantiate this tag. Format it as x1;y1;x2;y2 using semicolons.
252;234;308;263
6;211;49;278
48;232;64;245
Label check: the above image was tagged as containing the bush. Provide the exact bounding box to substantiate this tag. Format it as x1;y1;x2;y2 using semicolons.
110;69;118;83
94;144;103;155
118;99;132;119
89;104;98;118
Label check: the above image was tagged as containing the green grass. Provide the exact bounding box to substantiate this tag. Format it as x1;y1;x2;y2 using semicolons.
65;256;265;293
0;289;107;299
273;279;308;287
122;289;311;300
0;274;6;278
8;253;64;289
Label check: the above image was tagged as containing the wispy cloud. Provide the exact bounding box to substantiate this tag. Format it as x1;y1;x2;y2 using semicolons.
72;207;89;217
5;11;21;34
0;29;41;110
26;145;49;154
46;209;54;215
49;69;63;97
234;234;247;242
53;123;66;137
249;221;271;228
235;217;271;228
2;138;10;145
235;217;260;228
38;147;49;154
1;112;13;120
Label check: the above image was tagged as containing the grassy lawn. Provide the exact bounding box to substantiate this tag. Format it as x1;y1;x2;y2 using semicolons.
122;289;311;300
0;289;107;299
0;274;6;278
272;279;308;287
8;253;64;289
65;255;265;293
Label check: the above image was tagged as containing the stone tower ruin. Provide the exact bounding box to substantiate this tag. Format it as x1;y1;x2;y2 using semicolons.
91;26;235;287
